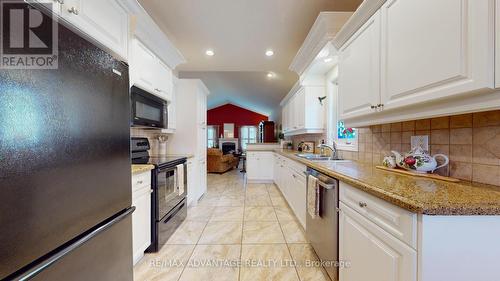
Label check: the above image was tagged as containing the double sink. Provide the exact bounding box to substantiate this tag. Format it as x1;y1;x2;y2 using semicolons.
295;153;351;163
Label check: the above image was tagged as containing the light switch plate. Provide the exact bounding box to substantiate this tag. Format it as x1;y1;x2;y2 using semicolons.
411;135;429;151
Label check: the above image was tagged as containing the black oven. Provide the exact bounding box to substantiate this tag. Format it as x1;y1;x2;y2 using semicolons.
155;164;187;220
131;86;167;128
148;160;187;252
131;137;187;253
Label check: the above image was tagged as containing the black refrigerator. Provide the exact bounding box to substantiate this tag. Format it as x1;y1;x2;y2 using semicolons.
0;4;134;281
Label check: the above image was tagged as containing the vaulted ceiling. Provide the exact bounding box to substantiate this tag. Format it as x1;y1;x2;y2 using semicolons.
139;0;362;120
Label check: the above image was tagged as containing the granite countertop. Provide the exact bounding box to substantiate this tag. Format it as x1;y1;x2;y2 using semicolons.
131;164;155;175
273;150;500;216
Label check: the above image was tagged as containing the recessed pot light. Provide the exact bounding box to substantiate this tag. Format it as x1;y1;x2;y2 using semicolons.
265;50;274;57
267;72;275;78
205;49;215;56
324;57;333;63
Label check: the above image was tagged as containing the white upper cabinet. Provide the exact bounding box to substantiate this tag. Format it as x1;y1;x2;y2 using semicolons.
155;60;173;101
130;39;156;92
496;0;500;88
282;106;289;133
130;38;173;102
380;0;494;109
167;77;178;131
61;0;129;61
335;0;497;127
294;88;305;129
338;11;381;120
281;84;326;136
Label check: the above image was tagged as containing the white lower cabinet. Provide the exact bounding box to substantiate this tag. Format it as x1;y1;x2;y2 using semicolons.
339;202;417;281
247;152;306;227
186;159;198;206
186;157;207;207
131;171;152;265
270;153;307;228
247;152;274;182
288;168;306;227
198;158;207;199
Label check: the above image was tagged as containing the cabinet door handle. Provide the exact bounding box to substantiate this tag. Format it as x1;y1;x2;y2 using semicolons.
136;180;143;184
68;7;79;15
358;202;368;208
370;105;377;109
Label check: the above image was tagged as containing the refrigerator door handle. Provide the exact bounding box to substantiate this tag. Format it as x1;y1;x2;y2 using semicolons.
12;207;135;281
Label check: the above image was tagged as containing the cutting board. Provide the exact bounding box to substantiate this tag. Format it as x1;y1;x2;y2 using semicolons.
376;166;460;182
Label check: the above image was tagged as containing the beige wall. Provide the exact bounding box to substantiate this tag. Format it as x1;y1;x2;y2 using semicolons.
290;110;500;186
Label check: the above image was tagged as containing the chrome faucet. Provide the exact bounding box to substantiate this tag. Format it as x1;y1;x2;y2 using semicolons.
317;141;339;160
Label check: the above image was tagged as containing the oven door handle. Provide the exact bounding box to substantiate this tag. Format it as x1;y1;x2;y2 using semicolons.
163;200;186;224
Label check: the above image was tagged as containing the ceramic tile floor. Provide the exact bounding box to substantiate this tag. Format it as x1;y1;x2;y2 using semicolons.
134;169;331;281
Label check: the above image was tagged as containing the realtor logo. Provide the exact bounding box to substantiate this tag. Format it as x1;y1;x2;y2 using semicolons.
0;1;58;69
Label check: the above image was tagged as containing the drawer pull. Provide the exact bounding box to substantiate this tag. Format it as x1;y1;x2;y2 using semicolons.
359;202;368;208
136;180;143;184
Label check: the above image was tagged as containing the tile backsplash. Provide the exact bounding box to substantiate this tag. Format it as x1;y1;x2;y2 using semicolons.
131;128;169;155
290;110;500;186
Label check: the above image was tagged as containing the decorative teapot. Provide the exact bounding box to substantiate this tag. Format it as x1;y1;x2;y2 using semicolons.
391;147;449;174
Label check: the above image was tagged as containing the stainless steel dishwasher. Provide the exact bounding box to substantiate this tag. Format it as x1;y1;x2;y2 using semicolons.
306;167;339;281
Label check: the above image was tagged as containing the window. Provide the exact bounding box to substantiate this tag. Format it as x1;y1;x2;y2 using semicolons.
240;126;257;150
207;126;217;148
337;121;358;147
326;65;358;151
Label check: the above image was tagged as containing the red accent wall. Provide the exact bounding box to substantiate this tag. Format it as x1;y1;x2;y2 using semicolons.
207;104;268;138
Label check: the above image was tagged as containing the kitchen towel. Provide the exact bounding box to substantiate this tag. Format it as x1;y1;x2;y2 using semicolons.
307;174;320;219
176;164;184;195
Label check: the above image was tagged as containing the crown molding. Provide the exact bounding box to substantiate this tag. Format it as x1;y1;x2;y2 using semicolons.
289;12;353;76
120;0;186;69
331;0;387;49
280;80;302;106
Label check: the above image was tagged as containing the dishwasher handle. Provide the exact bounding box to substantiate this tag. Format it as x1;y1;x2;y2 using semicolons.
307;173;337;190
317;179;336;190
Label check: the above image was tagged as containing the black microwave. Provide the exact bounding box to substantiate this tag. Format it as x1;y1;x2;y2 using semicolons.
131;86;168;129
